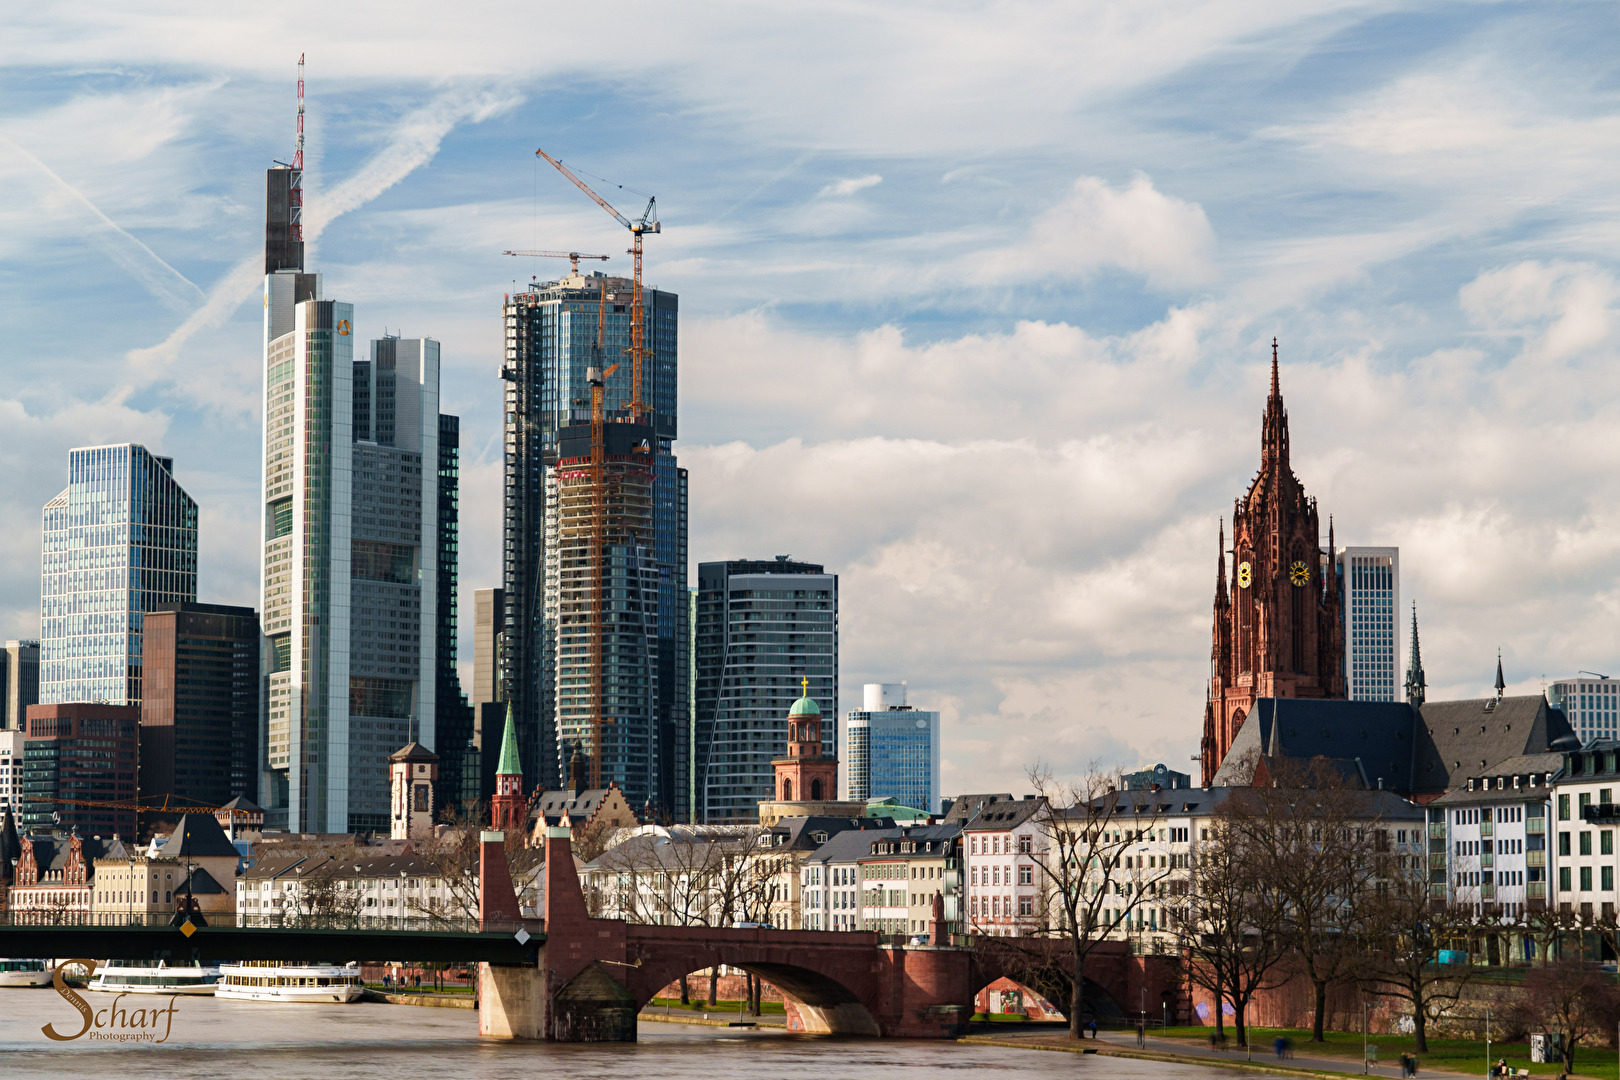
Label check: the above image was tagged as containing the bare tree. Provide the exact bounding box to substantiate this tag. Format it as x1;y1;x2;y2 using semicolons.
1226;758;1380;1043
1355;848;1474;1053
406;809;542;924
1026;765;1172;1039
1505;959;1620;1074
1170;810;1287;1049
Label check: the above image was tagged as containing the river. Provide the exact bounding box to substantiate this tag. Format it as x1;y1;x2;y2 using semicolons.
0;991;1240;1079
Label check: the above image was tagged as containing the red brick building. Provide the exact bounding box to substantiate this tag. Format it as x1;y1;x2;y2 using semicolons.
1200;345;1345;785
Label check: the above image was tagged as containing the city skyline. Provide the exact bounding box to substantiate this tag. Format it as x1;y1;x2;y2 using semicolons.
5;6;1620;796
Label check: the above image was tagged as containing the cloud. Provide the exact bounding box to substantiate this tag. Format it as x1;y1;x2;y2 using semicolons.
984;174;1216;289
817;174;882;198
1460;261;1619;364
0;135;205;313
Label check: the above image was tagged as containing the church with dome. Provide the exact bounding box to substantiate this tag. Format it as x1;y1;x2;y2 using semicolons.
756;681;871;826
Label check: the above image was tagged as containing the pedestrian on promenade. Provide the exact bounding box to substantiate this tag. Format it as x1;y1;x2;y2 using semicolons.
1136;1021;1146;1049
1274;1036;1285;1060
1088;1019;1098;1040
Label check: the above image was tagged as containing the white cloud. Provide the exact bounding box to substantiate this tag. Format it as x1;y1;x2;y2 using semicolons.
817;174;882;198
984;174;1216;289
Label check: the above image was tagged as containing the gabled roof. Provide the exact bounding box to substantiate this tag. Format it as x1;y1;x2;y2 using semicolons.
803;822;960;863
157;813;242;859
217;796;264;813
942;794;1015;825
767;816;896;851
963;797;1045;831
179;866;227;895
1209;695;1575;799
388;742;440;764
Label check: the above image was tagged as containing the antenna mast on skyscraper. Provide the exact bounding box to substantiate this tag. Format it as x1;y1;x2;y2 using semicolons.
290;53;305;243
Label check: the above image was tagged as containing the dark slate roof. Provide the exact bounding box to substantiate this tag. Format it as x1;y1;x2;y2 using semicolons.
766;816;896;852
157;813;245;859
217;796;263;813
24;833;123;872
240;851;439;882
942;794;1015;825
803;822;960;864
529;788;620;824
963;796;1045;831
1413;696;1575;795
179;866;227;895
388;742;440;763
1210;695;1574;799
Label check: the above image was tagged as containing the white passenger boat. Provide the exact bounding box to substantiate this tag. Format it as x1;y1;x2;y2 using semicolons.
0;959;51;987
216;961;364;1003
87;959;220;995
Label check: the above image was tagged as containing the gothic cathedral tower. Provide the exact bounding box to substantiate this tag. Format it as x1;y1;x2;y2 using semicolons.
1200;343;1345;785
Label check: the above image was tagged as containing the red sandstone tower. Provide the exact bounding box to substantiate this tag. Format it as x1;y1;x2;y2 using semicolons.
1200;343;1345;785
491;704;527;831
773;679;838;804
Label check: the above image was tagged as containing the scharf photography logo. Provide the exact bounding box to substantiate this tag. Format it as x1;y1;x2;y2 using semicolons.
41;960;181;1044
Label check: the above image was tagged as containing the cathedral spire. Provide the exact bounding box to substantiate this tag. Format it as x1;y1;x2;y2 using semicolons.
1404;601;1426;708
1215;517;1228;604
1261;339;1290;471
1495;649;1506;702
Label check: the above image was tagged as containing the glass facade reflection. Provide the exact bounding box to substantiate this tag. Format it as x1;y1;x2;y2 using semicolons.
40;444;198;707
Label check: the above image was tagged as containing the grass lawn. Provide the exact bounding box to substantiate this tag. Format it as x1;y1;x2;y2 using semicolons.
969;1012;1054;1023
1158;1025;1620;1077
646;997;787;1015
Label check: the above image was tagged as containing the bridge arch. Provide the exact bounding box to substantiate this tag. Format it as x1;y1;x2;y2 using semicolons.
632;950;880;1035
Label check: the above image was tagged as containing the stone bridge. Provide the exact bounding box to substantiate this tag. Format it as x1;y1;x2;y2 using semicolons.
478;827;1182;1041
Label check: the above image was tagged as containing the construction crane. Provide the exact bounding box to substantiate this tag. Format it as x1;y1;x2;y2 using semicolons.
501;249;611;276
586;360;620;790
534;148;659;424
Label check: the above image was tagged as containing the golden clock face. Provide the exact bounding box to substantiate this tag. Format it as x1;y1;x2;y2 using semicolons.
1237;561;1252;589
1289;560;1310;587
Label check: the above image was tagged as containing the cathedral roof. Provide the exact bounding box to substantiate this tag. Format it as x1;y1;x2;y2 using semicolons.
789;695;821;717
1212;695;1576;799
496;703;522;778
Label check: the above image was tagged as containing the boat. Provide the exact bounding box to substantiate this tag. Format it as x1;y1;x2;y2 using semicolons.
87;959;220;995
0;959;51;988
216;961;364;1003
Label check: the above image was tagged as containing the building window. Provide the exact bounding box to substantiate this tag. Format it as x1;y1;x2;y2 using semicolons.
1019;836;1031;854
1560;832;1572;857
1605;866;1615;892
1581;832;1593;857
1581;867;1594;892
1606;831;1615;857
1018;896;1033;917
1018;866;1033;886
1560;867;1572;892
1560;795;1571;821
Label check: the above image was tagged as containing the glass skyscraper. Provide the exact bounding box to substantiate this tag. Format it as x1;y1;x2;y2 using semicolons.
693;558;837;823
844;682;940;814
40;444;198;707
501;270;687;816
1549;676;1620;744
1337;546;1400;703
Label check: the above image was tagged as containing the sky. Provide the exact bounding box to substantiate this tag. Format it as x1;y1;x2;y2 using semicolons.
4;2;1620;796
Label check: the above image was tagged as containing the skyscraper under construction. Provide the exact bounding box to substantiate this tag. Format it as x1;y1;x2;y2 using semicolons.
500;269;687;817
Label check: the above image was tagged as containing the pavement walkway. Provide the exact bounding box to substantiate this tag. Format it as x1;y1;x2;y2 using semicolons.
964;1026;1486;1079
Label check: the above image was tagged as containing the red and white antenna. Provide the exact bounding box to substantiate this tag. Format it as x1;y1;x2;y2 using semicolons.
290;53;304;243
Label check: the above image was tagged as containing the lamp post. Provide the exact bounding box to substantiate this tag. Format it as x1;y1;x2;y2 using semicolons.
1485;1008;1491;1078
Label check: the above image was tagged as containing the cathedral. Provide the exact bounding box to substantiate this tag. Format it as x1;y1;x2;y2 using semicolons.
1200;343;1346;785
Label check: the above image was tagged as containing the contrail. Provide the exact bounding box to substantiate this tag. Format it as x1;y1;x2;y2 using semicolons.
128;87;520;379
1;135;206;314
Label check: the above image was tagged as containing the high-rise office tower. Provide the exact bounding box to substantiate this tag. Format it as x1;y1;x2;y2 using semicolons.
0;641;39;730
259;161;457;831
845;682;941;814
21;703;139;835
140;602;260;808
1549;676;1620;744
500;270;687;815
1336;546;1401;703
40;444;198;708
693;557;838;823
433;414;475;814
469;586;506;807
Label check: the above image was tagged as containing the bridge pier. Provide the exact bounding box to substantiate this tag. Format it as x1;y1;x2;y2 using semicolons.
478;963;545;1040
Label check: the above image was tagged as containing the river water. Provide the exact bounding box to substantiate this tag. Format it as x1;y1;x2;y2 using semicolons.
0;991;1240;1079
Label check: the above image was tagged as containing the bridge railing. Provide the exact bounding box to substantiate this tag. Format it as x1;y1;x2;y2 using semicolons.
0;910;498;934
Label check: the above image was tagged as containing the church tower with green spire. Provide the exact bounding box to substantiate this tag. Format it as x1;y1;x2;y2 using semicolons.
491;704;526;831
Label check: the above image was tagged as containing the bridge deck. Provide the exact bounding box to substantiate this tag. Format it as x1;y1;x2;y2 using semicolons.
0;923;545;964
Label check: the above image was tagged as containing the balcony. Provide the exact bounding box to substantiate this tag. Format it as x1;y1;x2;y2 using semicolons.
1528;818;1546;834
1527;850;1546;868
1481;851;1494;869
1480;820;1494;837
1481;880;1496;899
1428;823;1447;839
1429;853;1449;870
1528;882;1547;900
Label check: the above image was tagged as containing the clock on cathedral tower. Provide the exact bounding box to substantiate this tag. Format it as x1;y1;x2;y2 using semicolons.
1199;342;1346;785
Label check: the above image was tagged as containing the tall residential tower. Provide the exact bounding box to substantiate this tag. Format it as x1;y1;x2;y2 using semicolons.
693;557;838;823
1336;546;1401;703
